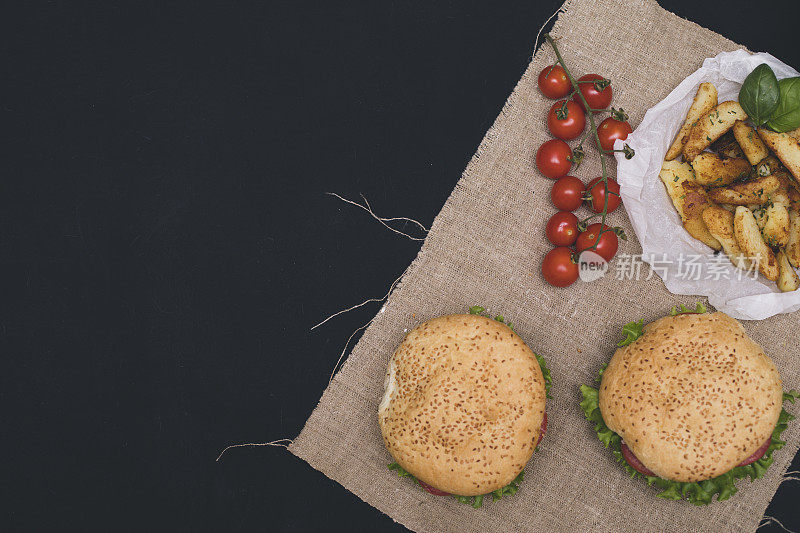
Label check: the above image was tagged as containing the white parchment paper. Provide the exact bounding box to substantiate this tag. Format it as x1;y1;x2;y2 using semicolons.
615;50;800;320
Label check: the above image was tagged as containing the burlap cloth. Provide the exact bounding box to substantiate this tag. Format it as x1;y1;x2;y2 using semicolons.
290;0;800;530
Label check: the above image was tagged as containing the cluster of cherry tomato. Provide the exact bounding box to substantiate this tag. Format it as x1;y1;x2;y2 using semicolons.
535;64;632;288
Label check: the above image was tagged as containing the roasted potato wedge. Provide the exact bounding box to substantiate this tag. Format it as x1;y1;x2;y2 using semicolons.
770;188;791;208
710;130;736;151
665;82;718;161
760;202;790;248
683;101;747;162
770;170;800;201
752;207;767;230
734;207;779;281
707;175;782;205
659;161;721;249
690;153;750;187
790;187;800;207
791;176;800;195
777;250;800;292
718;141;746;160
712;131;747;159
732;120;769;165
758;128;800;185
683;216;721;250
787;199;800;268
702;206;751;270
755;155;782;178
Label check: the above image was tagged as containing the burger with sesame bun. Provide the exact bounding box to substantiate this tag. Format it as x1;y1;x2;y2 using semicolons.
580;303;799;504
379;306;551;508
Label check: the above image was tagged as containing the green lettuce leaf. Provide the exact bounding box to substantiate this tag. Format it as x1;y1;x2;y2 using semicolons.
579;384;796;504
621;302;706;347
535;352;553;398
670;302;707;316
490;471;524;501
388;464;525;508
388;462;415;478
617;320;644;347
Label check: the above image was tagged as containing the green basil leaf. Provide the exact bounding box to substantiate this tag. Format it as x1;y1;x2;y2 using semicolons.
739;63;780;126
767;77;800;132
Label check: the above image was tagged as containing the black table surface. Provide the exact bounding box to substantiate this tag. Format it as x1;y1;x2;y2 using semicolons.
6;1;800;531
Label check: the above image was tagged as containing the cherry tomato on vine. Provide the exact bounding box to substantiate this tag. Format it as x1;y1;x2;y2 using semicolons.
576;223;619;262
536;139;572;179
542;246;579;288
537;64;571;99
573;74;612;112
597;116;632;152
550;176;585;211
586;177;621;213
547;100;586;140
545;211;579;246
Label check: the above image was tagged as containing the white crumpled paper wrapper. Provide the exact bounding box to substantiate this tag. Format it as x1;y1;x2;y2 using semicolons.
615;49;800;321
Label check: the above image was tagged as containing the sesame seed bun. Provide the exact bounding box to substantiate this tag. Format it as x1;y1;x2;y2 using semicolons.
599;312;783;482
378;314;546;496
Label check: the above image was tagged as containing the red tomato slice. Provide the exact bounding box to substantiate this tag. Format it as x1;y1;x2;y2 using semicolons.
738;439;770;466
540;412;548;438
620;441;656;477
622;438;769;478
534;412;548;448
418;480;450;496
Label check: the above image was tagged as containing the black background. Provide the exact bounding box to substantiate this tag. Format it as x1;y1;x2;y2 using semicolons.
5;1;800;531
